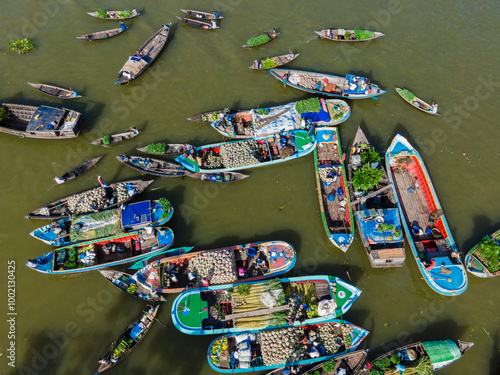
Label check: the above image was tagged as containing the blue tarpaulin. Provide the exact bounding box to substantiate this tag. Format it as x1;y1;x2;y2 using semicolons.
121;201;152;228
300;106;331;123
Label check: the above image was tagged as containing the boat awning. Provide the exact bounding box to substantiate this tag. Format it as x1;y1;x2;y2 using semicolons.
421;340;461;364
27;106;65;132
251;103;301;136
343;74;369;95
357;208;403;244
121;200;152;228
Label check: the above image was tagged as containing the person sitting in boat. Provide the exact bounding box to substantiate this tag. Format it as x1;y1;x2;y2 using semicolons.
54;176;66;184
270;28;278;38
253;60;260;69
392;363;406;374
163;24;170;32
135;49;143;58
430;102;438;114
210;19;217;28
289;49;295;57
213;11;220;19
119;21;127;31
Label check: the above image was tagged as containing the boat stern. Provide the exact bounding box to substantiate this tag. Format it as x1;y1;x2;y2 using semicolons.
26;252;54;273
331;276;362;316
464;253;488;278
171;289;209;335
329;233;355;252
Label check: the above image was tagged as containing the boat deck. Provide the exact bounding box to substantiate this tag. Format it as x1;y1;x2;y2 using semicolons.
392;166;433;241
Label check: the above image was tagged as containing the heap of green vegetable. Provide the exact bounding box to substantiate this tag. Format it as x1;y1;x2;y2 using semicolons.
102;135;111;145
369;355;433;375
118;10;133;19
158;197;172;219
97;9;109;18
355;30;375;40
146;143;167;154
322;359;337;373
295;97;321;114
352;147;384;192
474;235;500;273
0;107;10;122
9;38;35;54
246;34;270;47
399;89;416;102
260;58;277;69
110;337;134;359
69;210;123;242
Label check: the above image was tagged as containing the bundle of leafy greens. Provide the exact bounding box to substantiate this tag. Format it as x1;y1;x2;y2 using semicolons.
475;235;500;272
355;29;375;40
295;97;321;114
246;34;270;47
261;58;277;69
97;9;109;18
399;89;416;102
118;10;133;19
146;143;167;154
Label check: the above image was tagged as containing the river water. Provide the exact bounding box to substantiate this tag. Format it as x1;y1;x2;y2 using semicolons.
0;1;499;374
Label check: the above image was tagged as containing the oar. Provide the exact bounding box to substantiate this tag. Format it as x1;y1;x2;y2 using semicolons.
144;310;169;328
371;96;379;100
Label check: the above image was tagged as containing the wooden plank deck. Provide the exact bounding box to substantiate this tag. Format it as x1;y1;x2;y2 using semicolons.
224;305;289;320
393;167;432;241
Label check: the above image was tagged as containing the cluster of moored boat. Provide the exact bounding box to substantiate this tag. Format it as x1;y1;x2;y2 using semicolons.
6;6;498;375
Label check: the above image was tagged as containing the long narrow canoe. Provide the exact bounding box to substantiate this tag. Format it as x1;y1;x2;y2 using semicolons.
367;340;473;373
205;98;350;139
136;143;192;155
117;155;189;177
27;82;81;99
30;198;174;247
270;68;386;99
208;320;368;373
105;241;296;298
465;229;500;278
116;24;171;84
87;9;140;20
175;129;316;173
315;28;384;42
26;179;153;220
171;275;361;335
91;127;140;146
77;26;126;41
176;16;219;29
314;127;354;252
249;53;299;70
395;87;441;116
53;156;103;186
347;127;405;267
386;134;468;296
180;9;223;20
95;305;159;373
243;31;279;48
265;350;368;375
26;226;175;274
187;172;249;182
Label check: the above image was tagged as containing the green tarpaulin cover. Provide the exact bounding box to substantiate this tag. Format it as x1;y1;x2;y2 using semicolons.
421;340;461;364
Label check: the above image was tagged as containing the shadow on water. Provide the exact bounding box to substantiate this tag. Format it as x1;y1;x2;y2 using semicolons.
460;215;499;252
489;332;500;375
358;119;386;152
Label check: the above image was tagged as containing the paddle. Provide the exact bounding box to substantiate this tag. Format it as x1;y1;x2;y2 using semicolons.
143;310;169;328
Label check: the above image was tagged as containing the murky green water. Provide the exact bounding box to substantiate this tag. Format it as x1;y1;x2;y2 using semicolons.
0;1;499;374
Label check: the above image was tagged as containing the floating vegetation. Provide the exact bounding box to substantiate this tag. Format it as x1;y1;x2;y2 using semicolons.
9;38;34;54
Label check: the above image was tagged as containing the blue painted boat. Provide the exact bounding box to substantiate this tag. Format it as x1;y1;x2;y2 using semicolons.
205;98;350;139
175;129;316;173
386;134;468;296
207;320;369;373
122;241;296;297
465;229;500;278
314;127;355;252
30;199;174;247
347;127;406;267
171;275;361;335
269;68;386;99
26;226;176;275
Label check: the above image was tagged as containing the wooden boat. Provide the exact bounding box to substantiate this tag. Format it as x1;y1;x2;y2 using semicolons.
269;69;386;99
136;143;192;155
367;340;473;374
30;198;174;247
175;129;317;173
27;82;81;99
53;156;103;186
347;127;405;267
115;24;171;84
176;16;219;29
314;127;354;252
395;87;441;116
90;127;140;146
26;226;176;274
249;52;299;70
171;275;361;335
95;305;159;373
207;320;369;373
188;108;231;122
315;28;384;42
0;104;82;139
107;241;296;298
77;26;127;41
205;98;350;139
243;31;280;48
386;134;468;296
265;350;368;375
187;172;249;182
465;229;500;278
180;9;223;20
116;155;189;177
87;9;140;20
25;179;153;220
